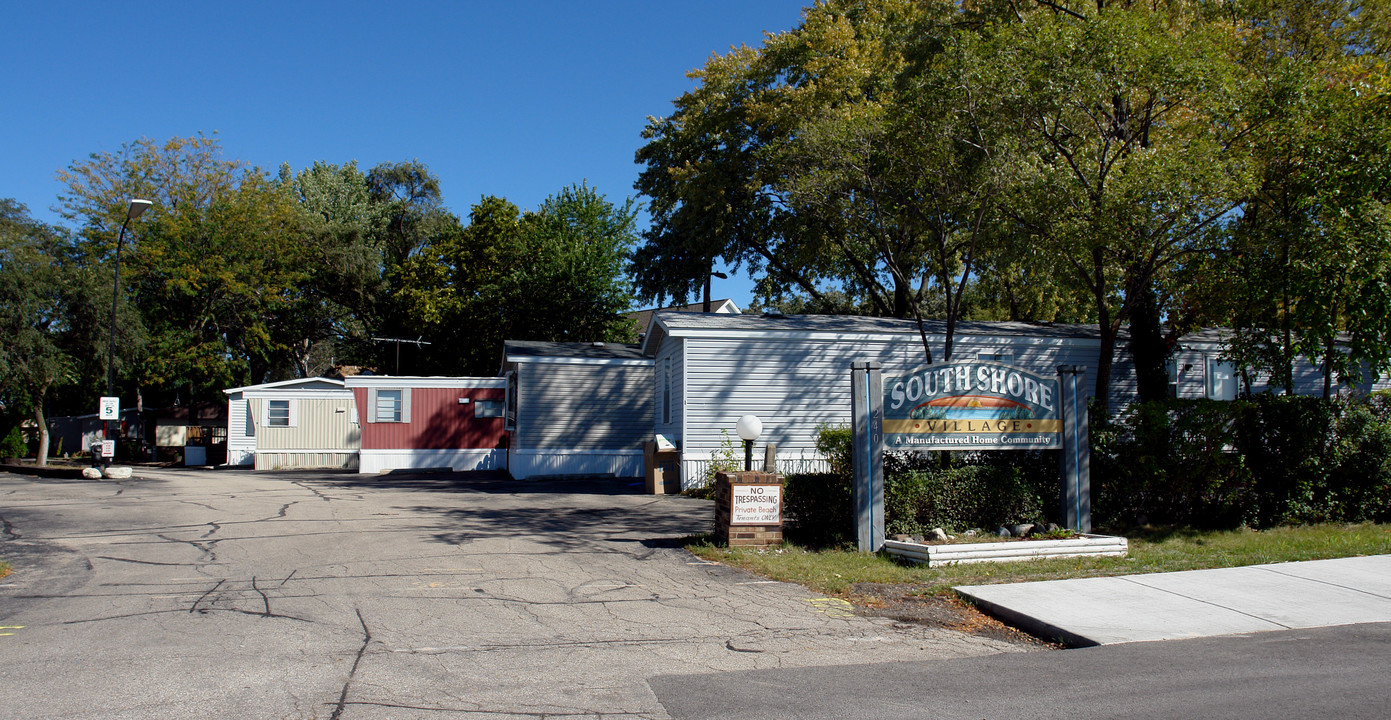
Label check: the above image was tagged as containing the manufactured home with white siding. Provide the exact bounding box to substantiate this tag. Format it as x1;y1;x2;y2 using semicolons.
1168;328;1391;399
501;341;653;480
641;312;1139;488
223;378;356;469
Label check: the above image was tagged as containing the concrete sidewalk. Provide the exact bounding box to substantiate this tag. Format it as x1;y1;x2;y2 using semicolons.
955;554;1391;647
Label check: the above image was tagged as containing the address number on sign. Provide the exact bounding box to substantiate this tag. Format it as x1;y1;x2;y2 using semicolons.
730;485;781;525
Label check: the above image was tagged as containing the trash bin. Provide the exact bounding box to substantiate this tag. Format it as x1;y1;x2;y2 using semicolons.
644;437;680;494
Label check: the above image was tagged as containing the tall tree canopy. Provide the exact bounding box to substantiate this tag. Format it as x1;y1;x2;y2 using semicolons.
0;200;84;464
635;0;1021;363
395;184;638;375
634;0;1391;411
57;135;311;405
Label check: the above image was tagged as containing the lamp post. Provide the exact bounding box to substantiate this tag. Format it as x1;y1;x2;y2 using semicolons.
103;199;152;465
735;414;762;472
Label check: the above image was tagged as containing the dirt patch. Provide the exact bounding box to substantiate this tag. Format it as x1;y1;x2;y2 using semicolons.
847;582;1058;649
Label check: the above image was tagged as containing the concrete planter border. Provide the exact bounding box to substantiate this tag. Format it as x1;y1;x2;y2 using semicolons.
884;534;1127;567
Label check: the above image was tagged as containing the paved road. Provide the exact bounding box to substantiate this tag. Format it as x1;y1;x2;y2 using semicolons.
0;468;1030;719
651;621;1391;720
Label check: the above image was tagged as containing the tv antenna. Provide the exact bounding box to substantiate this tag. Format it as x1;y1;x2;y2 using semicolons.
370;336;431;375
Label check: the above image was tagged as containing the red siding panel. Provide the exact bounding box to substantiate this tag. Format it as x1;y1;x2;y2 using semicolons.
354;386;507;450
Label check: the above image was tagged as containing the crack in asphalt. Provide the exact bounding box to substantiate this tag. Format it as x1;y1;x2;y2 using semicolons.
0;516;19;540
329;608;372;720
95;556;196;567
156;533;219;562
251;576;271;615
190;579;225;613
292;481;334;502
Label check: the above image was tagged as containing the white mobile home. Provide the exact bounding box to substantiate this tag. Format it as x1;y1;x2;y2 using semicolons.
641;312;1139;488
223;378;359;469
501;341;653;480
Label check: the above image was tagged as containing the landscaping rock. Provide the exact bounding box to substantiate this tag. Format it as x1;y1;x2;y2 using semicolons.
1010;523;1035;538
928;528;949;542
891;534;913;542
81;467;102;479
103;466;133;479
995;526;1012;537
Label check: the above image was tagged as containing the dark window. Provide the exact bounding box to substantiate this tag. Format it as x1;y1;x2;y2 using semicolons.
268;400;290;427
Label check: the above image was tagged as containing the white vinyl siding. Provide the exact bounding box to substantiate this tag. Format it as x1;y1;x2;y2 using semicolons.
246;395;359;454
513;362;653;451
662;358;672;425
673;333;1129;486
655;338;684;443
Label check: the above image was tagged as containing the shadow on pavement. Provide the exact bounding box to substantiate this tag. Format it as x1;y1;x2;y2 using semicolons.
314;470;654;497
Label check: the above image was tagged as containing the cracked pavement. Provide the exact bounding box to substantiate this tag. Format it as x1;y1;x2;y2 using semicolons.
0;468;1036;718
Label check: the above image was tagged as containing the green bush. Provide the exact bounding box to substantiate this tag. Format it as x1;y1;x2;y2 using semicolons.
0;426;27;459
1094;394;1391;529
1094;399;1253;528
782;472;853;547
885;464;1046;535
783;425;1052;545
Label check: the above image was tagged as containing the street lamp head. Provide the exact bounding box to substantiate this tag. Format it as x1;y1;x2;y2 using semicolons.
126;199;153;220
736;414;763;441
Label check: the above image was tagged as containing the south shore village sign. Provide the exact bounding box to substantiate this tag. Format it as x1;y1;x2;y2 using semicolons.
883;362;1062;451
850;360;1091;551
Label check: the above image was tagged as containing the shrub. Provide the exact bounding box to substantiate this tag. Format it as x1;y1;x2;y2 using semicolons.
884;464;1045;535
0;426;26;459
782;472;853;547
1094;399;1253;528
814;423;852;476
1094;394;1391;529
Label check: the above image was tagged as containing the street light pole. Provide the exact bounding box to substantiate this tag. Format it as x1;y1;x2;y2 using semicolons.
736;415;762;472
103;199;152;466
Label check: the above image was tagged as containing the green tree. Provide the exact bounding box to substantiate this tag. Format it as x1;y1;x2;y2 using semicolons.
986;3;1253;413
279;160;389;376
635;0;1026;362
0;201;76;464
396;184;637;375
1214;0;1391;398
57;135;312;406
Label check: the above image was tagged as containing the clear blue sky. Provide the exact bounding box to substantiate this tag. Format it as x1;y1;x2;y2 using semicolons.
2;1;813;310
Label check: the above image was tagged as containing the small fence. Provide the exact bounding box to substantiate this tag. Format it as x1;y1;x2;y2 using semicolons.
683;451;832;490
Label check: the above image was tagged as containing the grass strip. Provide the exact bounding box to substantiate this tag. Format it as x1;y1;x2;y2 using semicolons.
687;522;1391;597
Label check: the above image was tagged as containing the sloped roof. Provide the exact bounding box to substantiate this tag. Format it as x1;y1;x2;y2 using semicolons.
223;377;345;395
624;299;740;342
502;341;650;368
641;311;1110;355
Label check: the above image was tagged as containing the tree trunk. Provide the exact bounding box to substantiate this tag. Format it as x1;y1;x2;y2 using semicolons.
1129;281;1171;403
32;392;49;467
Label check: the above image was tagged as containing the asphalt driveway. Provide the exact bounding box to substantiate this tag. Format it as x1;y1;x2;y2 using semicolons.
0;467;1030;719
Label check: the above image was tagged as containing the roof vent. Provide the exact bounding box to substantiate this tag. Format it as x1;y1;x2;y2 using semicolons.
762;311;787;319
591;342;606;347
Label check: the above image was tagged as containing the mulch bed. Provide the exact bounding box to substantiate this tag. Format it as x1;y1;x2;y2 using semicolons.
847;582;1059;648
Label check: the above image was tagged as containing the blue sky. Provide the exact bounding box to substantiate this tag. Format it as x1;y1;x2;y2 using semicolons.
2;1;813;310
